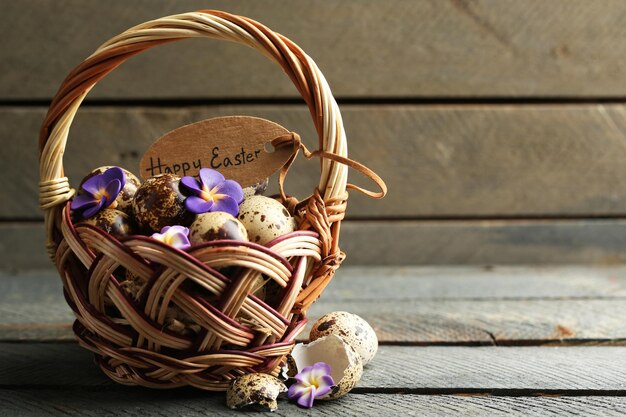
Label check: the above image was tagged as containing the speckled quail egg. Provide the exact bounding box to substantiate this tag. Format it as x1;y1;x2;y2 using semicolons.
189;212;248;244
237;195;297;245
79;166;141;215
226;373;287;411
132;174;194;232
78;208;136;238
291;334;363;400
242;177;269;198
310;311;378;366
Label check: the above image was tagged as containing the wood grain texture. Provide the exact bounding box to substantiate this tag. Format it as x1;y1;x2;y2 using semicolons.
6;219;626;271
3;343;626;391
308;298;626;344
4;268;626;344
8;265;626;302
3;391;626;417
324;265;626;300
340;220;626;265
4;1;626;98
6;105;626;219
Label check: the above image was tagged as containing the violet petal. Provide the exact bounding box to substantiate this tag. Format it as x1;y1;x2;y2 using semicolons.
151;225;191;250
288;384;308;401
180;176;202;194
168;232;191;250
297;387;316;408
71;194;97;211
81;174;105;195
103;179;122;205
185;196;214;214
211;195;239;216
310;362;332;378
217;179;244;203
199;168;225;190
166;225;189;235
101;167;126;189
82;197;106;218
315;375;335;397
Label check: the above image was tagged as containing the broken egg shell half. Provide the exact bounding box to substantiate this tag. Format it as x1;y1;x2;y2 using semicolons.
237;195;297;245
310;311;378;366
188;212;248;244
226;373;287;412
290;334;363;400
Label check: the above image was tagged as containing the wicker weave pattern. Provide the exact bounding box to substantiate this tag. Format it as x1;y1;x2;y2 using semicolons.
37;10;369;390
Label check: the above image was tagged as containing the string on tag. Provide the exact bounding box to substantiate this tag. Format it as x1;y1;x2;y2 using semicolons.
272;132;388;205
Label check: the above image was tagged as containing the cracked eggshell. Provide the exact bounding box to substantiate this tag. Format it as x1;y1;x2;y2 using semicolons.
310;311;378;365
290;334;363;400
226;373;287;412
80;166;141;215
237;195;297;245
189;212;248;244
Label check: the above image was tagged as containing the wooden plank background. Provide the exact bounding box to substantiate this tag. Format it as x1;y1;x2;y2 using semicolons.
3;0;626;268
5;266;626;415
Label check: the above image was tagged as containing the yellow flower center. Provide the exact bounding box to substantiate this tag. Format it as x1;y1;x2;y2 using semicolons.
93;188;109;201
93;187;118;209
199;184;225;203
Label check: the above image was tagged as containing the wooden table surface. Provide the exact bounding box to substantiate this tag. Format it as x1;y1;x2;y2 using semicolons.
2;266;626;416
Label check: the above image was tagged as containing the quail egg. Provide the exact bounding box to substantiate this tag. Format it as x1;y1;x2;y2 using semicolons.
79;166;141;215
226;373;287;411
132;174;194;232
310;311;378;366
78;208;136;238
290;334;363;400
189;212;248;244
237;196;297;245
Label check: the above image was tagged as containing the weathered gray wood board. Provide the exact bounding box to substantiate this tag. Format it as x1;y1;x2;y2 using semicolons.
4;1;626;99
3;392;626;417
309;298;626;344
3;343;626;391
6;105;626;219
324;265;626;299
341;219;626;265
9;265;626;301
4;268;626;415
6;219;626;270
4;267;626;344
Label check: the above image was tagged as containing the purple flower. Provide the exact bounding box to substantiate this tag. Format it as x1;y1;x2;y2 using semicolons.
71;167;125;218
151;226;191;250
288;362;335;408
180;168;244;216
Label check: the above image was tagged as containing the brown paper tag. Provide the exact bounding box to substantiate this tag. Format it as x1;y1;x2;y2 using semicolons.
139;116;294;187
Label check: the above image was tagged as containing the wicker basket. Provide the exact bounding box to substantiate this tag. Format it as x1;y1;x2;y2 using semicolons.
38;10;385;390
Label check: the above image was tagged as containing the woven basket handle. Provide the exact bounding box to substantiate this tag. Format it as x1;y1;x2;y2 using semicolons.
38;10;351;250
